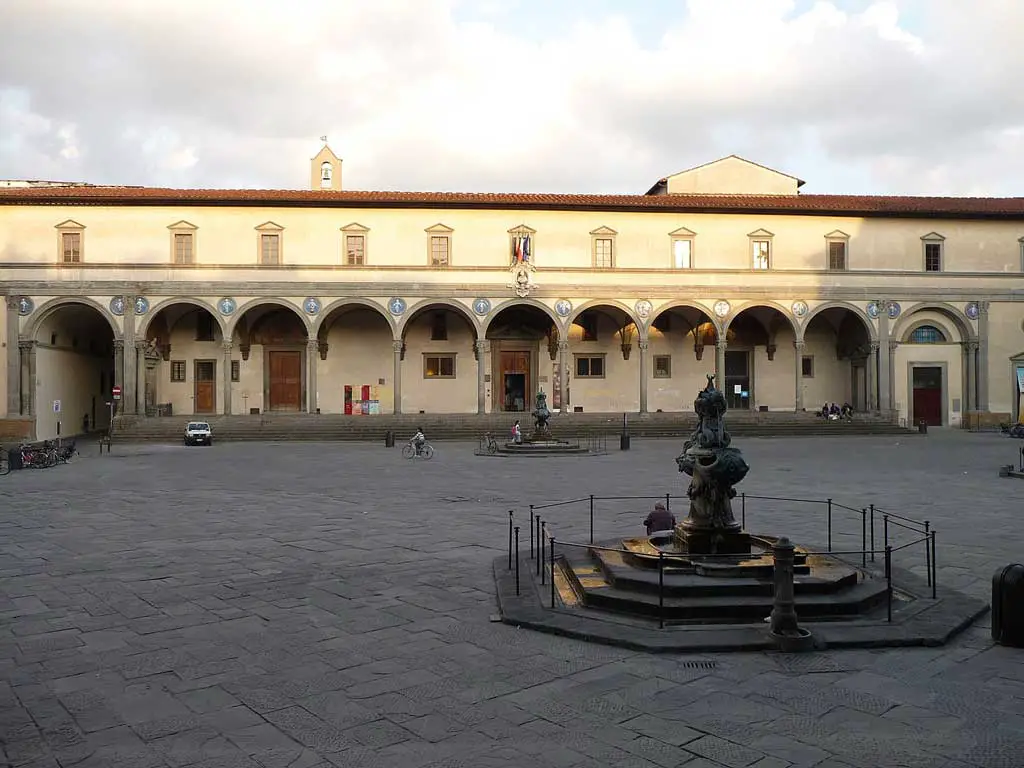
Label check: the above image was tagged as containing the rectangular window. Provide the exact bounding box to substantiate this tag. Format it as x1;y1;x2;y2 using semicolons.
430;236;450;267
828;240;847;271
801;356;814;378
345;234;365;265
170;361;186;382
173;233;194;264
575;355;605;378
195;313;214;341
752;240;771;270
423;354;455;378
653;355;671;378
594;238;614;268
260;234;281;265
673;239;692;269
61;232;81;263
924;242;942;272
231;360;240;382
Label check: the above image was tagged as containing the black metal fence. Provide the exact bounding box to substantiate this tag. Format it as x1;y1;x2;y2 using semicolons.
504;491;937;627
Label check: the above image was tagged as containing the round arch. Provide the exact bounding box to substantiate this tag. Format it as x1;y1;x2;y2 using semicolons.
225;298;311;338
137;297;226;338
800;301;877;344
484;298;561;336
312;298;396;338
397;299;481;340
900;318;954;344
721;300;799;338
890;302;975;344
649;300;723;337
24;297;121;341
566;300;643;339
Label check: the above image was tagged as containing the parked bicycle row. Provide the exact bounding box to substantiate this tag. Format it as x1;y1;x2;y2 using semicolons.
0;439;79;475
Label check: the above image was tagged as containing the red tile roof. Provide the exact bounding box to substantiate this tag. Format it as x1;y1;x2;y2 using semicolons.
1;185;1024;219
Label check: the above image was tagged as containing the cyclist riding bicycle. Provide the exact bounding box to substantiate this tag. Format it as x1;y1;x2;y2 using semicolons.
412;427;426;455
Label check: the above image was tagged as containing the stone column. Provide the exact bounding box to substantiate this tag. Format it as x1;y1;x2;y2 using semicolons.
964;340;979;414
977;302;990;411
867;342;879;411
793;340;805;412
887;340;899;414
715;340;727;387
19;340;36;416
113;340;124;416
638;340;649;414
222;341;234;415
135;340;148;416
558;340;569;414
392;340;404;415
6;297;21;417
123;301;138;415
306;338;319;414
877;310;892;413
474;339;490;414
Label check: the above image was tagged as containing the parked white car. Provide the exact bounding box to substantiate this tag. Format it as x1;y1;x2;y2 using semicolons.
184;421;213;446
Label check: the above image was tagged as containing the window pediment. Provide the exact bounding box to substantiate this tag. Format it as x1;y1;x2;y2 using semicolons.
669;226;696;237
921;231;945;241
508;224;536;235
168;220;198;231
255;221;284;231
824;229;849;239
341;222;369;232
589;225;617;236
55;219;85;230
747;228;774;238
425;223;453;233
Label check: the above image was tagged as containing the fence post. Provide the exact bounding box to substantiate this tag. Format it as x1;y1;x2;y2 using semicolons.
508;510;514;571
664;493;671;515
924;520;931;588
550;536;556;608
883;514;889;553
885;545;893;623
930;530;937;600
540;521;547;585
741;492;746;529
537;520;544;576
827;498;833;552
589;495;595;544
870;504;876;562
514;526;520;596
658;552;665;629
861;508;867;568
529;505;535;560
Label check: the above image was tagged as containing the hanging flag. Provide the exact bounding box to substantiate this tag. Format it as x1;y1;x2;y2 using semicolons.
522;235;530;263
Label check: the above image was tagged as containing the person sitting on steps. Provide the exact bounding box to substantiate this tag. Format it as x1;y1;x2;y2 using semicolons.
412;426;426;455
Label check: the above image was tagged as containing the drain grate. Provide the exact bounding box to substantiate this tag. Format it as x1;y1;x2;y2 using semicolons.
679;660;717;669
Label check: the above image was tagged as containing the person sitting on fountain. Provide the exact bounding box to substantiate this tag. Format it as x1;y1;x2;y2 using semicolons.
412;426;426;455
644;502;676;536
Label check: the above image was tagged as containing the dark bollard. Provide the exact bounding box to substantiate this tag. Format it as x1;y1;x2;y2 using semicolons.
385;430;395;448
768;536;814;651
620;413;630;451
992;563;1024;646
507;510;514;571
514;526;520;596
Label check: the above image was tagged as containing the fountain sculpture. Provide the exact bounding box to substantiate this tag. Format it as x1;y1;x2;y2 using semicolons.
480;389;599;456
530;390;554;441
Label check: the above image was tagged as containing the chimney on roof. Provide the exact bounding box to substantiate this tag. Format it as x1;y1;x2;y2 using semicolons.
310;141;342;191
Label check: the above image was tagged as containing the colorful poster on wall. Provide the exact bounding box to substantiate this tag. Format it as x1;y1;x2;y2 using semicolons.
344;385;352;415
1017;366;1024;393
552;362;561;410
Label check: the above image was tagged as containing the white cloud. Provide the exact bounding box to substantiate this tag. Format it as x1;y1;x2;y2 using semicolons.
0;0;1021;195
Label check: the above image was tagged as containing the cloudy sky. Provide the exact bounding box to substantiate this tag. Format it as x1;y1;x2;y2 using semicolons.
1;0;1021;196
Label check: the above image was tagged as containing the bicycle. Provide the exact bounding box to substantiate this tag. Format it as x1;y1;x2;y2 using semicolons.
481;432;498;454
402;440;434;460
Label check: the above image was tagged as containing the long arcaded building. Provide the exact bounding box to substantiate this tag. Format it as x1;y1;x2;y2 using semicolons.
2;149;1022;441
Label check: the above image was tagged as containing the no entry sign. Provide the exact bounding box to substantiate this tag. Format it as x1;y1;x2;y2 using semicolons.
112;386;122;401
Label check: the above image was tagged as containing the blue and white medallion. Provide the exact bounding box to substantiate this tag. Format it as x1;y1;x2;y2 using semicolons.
303;297;322;315
134;296;150;315
965;302;980;320
866;301;880;319
472;298;491;316
218;297;237;316
554;299;572;318
388;297;407;316
791;300;808;319
109;296;126;316
887;302;901;320
17;296;34;316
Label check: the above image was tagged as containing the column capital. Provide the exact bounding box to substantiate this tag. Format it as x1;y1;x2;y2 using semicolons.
135;339;150;351
978;300;990;314
18;339;37;352
474;339;491;353
793;339;805;349
6;295;19;311
716;339;728;350
962;340;979;353
869;341;880;352
557;340;569;352
222;340;234;352
888;340;900;353
392;340;405;353
306;338;319;351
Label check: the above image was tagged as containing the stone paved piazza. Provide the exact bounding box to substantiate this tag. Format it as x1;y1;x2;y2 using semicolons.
1;431;1022;767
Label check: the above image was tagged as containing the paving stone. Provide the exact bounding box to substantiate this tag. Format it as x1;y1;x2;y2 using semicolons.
685;735;767;768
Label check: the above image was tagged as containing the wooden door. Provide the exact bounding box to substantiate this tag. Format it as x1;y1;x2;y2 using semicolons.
912;366;942;426
268;351;302;411
498;351;530;412
194;361;216;413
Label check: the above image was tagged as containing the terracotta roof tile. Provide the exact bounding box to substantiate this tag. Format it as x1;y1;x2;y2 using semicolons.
1;185;1023;218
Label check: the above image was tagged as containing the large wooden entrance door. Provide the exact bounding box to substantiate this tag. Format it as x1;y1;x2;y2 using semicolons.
498;350;530;412
194;360;216;413
912;366;943;426
268;350;302;411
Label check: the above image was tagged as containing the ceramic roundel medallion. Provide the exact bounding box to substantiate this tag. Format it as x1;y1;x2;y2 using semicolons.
303;297;321;315
554;299;572;318
791;300;808;318
713;300;731;318
133;296;150;315
218;297;237;316
866;301;881;319
472;298;491;316
17;296;34;316
887;302;901;320
388;297;407;316
965;301;980;320
109;296;126;316
634;299;653;320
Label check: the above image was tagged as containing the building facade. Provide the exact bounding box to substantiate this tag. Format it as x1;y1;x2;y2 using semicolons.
2;150;1023;441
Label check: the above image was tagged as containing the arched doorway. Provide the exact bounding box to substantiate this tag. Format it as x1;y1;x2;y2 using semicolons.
648;303;718;412
230;303;310;413
28;301;117;439
316;302;396;414
484;303;560;413
399;302;479;414
566;303;641;412
723;305;798;411
143;301;225;415
802;305;874;413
